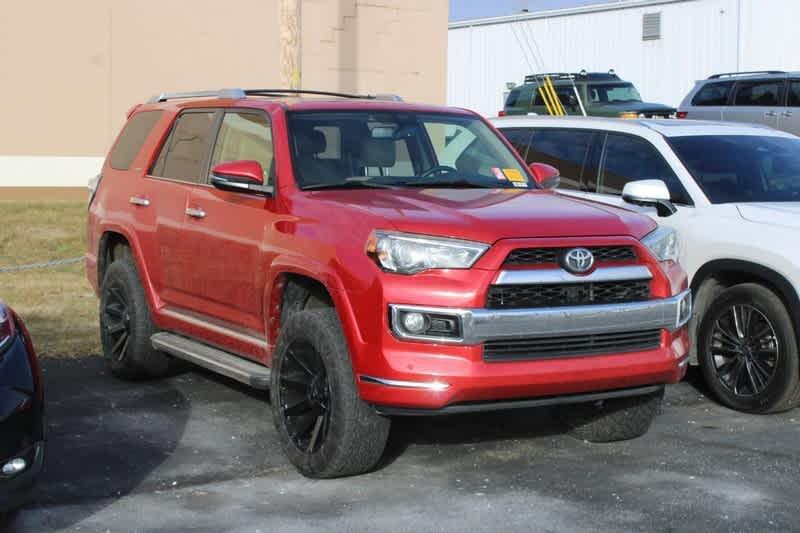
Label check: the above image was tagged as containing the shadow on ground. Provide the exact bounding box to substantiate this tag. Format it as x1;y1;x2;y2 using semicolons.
6;357;190;531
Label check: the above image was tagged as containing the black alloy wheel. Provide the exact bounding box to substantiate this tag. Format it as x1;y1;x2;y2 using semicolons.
698;283;800;413
710;304;778;396
99;256;172;379
102;280;133;363
278;340;332;454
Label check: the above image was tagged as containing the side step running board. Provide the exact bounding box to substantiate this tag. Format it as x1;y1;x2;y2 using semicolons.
151;332;271;390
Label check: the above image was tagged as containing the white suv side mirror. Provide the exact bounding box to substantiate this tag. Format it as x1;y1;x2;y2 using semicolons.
622;179;677;217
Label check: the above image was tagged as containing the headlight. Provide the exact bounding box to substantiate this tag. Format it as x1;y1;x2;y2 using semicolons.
642;226;678;263
367;231;489;274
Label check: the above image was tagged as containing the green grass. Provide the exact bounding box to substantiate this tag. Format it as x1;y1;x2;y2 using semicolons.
0;201;100;357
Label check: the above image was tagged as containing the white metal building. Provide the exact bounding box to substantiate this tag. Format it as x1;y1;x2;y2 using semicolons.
448;0;800;117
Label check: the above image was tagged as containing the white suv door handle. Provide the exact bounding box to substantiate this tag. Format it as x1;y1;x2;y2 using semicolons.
129;196;150;207
782;111;793;118
185;207;206;219
765;111;778;117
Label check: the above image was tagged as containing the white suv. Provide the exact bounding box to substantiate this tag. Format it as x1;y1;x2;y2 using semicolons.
491;115;800;413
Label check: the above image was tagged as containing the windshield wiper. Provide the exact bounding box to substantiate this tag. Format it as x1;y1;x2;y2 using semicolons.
397;179;510;189
302;181;398;191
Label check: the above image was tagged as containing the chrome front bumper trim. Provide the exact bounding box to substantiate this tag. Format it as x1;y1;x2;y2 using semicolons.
494;265;652;285
359;375;451;391
390;289;692;345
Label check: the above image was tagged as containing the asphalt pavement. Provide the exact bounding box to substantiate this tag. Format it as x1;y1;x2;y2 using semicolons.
4;356;799;532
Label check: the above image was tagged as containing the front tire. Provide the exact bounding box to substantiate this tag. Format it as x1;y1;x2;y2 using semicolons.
558;389;664;442
270;309;391;478
697;283;800;413
99;256;171;379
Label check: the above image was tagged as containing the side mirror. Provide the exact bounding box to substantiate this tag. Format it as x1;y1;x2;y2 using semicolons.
211;160;272;196
528;162;561;189
622;179;677;217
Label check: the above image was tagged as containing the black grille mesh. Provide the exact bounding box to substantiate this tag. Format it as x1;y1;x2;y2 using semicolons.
484;329;662;361
486;280;650;308
504;246;636;266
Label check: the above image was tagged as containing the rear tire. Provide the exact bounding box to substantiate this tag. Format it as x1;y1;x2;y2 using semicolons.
697;283;800;413
99;256;172;379
270;309;391;478
558;389;664;442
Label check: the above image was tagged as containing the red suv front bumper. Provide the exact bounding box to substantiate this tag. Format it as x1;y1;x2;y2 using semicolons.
339;237;691;413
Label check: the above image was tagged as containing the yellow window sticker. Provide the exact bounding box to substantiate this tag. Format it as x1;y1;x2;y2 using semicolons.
502;168;527;183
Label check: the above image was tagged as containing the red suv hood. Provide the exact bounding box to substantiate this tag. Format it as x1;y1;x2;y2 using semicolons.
310;189;656;243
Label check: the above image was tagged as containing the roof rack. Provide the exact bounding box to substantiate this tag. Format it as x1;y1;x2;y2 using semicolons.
147;88;402;104
524;73;577;83
708;71;786;79
523;70;620;84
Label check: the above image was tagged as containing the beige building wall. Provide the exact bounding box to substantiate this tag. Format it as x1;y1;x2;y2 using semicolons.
0;0;447;186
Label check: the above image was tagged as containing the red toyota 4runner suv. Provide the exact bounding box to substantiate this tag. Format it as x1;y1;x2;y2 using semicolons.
87;88;692;478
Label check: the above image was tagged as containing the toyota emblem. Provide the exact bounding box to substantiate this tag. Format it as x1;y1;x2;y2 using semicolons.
563;248;595;274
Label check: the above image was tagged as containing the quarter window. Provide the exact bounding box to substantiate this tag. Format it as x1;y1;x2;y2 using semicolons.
691;81;733;106
733;80;784;107
210;112;274;184
600;133;690;204
150;111;216;183
109;111;163;170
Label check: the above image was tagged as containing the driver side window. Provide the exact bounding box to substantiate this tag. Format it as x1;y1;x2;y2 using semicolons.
210;111;274;184
600;133;691;204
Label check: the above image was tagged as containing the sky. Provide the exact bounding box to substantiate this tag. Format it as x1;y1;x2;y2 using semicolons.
449;0;621;22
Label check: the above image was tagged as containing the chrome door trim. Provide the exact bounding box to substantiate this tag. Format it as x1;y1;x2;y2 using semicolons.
185;207;206;219
129;196;150;207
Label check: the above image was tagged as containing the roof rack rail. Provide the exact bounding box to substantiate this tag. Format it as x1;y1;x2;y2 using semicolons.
247;89;403;101
147;89;246;104
147;88;404;104
708;70;786;79
524;73;577;83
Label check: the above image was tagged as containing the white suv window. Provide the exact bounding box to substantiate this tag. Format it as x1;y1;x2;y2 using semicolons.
600;134;690;204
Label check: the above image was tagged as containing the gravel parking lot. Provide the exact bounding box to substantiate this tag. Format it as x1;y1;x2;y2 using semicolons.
6;357;800;532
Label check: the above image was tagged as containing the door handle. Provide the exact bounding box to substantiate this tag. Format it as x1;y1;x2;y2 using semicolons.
765;111;778;117
185;207;206;219
782;111;793;118
129;196;150;207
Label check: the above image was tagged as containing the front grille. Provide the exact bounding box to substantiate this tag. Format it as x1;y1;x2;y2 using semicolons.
504;246;636;266
486;280;651;308
483;329;662;361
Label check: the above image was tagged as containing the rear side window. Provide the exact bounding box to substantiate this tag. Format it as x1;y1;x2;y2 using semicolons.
733;80;784;107
600;133;690;204
505;89;520;107
109;111;163;170
691;81;733;106
150;111;216;183
500;127;599;192
788;81;800;107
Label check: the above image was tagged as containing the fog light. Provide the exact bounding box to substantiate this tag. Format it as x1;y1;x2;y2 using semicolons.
402;312;428;334
2;458;27;476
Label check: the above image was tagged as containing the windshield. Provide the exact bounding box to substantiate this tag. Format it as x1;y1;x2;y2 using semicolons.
587;83;642;105
669;135;800;203
288;111;533;190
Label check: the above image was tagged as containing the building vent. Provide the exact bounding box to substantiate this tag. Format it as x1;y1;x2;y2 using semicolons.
642;12;661;41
